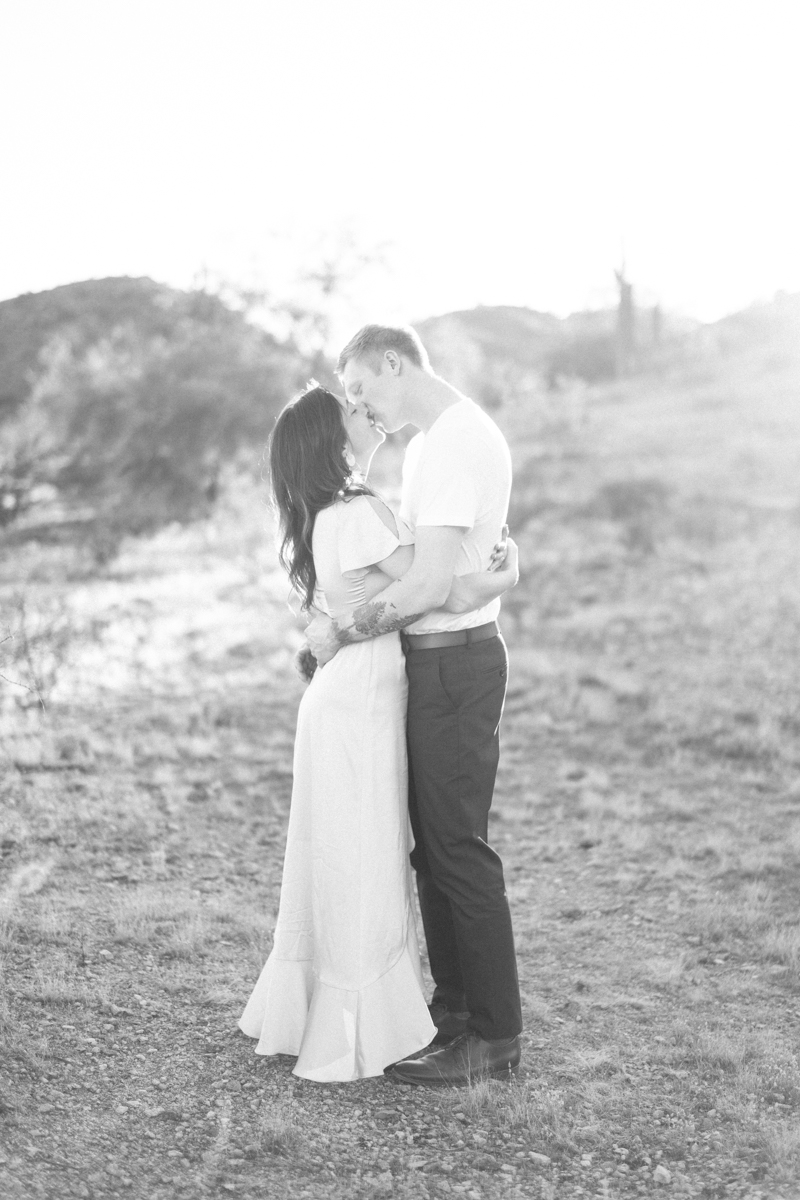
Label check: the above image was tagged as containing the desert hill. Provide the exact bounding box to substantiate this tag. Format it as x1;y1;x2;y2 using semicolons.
416;301;707;403
0;276;299;423
416;295;800;407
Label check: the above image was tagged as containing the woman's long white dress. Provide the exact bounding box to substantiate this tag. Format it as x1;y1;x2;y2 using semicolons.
238;496;435;1081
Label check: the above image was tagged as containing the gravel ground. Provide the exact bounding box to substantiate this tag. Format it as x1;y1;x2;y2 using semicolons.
2;656;797;1200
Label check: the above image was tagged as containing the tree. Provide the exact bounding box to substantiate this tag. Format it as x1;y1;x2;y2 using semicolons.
0;279;304;559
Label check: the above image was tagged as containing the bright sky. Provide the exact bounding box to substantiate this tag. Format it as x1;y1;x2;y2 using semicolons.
2;0;798;332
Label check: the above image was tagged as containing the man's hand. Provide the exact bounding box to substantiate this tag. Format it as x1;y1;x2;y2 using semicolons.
294;643;318;683
305;611;341;668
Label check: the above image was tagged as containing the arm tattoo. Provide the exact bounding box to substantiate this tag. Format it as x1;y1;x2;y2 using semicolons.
353;600;426;636
331;619;353;648
332;600;426;644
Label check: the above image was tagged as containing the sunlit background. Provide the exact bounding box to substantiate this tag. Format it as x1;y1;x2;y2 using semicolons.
4;8;800;1191
2;0;799;336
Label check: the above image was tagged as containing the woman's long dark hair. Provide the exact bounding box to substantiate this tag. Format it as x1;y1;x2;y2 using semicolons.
269;384;373;610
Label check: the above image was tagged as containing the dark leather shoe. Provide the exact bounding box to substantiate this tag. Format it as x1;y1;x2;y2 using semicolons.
391;1032;521;1087
428;1003;470;1046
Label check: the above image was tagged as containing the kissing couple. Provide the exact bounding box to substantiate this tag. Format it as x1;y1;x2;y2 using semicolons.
239;324;523;1086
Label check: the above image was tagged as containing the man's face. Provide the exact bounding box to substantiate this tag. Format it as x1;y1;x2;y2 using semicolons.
340;354;405;434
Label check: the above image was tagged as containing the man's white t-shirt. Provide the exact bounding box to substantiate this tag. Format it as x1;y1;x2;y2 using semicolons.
399;397;512;634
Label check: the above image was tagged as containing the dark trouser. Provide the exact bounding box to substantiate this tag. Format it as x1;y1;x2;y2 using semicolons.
404;634;522;1042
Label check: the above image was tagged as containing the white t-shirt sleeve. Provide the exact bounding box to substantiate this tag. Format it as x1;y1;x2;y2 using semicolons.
337;496;404;574
413;439;478;529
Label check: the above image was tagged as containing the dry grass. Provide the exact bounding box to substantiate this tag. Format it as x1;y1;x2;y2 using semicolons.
110;889;204;945
161;915;210;961
761;926;800;976
758;1124;800;1184
0;858;56;906
255;1099;301;1156
447;1079;578;1157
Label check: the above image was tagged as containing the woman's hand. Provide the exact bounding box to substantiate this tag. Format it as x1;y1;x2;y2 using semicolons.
493;536;519;588
489;524;510;571
441;532;520;613
491;535;522;590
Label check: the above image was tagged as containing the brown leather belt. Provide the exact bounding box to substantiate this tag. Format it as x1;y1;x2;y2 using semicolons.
402;621;499;651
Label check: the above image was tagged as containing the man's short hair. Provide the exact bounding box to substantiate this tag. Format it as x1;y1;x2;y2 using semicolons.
336;324;430;376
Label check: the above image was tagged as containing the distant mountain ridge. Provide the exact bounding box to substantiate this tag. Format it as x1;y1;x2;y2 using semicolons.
415;293;799;406
415;302;694;404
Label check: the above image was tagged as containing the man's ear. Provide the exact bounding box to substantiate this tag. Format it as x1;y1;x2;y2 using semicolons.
383;350;402;374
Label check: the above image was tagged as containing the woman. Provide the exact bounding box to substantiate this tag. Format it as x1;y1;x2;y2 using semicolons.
238;384;517;1081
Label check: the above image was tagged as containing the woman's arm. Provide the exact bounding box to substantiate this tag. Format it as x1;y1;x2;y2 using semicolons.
299;536;519;679
354;532;518;613
441;537;519;613
361;537;519;613
300;499;519;678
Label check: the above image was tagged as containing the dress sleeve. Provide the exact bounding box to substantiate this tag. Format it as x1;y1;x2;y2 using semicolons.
337;496;404;574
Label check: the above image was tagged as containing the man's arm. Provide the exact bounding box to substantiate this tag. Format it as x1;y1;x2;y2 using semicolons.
306;525;466;665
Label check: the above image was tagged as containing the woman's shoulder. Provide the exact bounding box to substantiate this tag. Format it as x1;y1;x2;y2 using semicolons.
313;503;339;531
361;494;399;535
313;494;374;536
334;492;396;532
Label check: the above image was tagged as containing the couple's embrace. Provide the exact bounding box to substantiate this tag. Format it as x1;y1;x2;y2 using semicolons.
238;325;523;1085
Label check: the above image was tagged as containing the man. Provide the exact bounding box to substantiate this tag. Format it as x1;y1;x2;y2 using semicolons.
307;324;522;1086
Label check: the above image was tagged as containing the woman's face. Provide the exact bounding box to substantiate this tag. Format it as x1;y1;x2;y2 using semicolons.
339;396;385;462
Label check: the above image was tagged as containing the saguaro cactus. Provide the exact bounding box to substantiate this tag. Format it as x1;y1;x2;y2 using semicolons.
615;266;636;376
